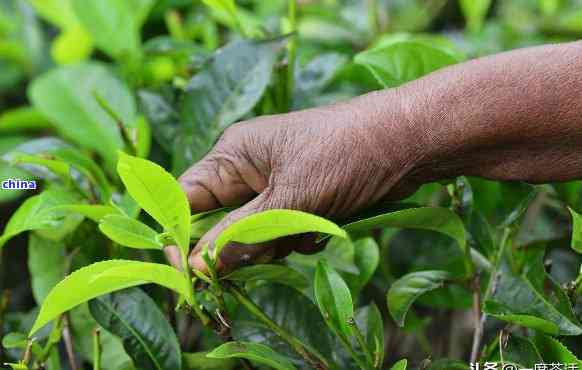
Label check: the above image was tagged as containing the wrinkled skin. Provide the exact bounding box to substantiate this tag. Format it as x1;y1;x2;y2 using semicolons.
166;41;582;273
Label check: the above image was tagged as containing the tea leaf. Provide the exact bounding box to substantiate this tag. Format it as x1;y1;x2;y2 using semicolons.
176;38;285;173
484;250;582;336
182;352;237;370
29;260;189;335
569;207;582;253
215;209;347;258
354;41;461;87
117;152;190;255
343;207;466;254
191;209;229;239
387;270;451;327
99;214;162;250
355;304;384;368
89;288;181;370
28;234;66;304
207;341;297;370
314;260;354;340
222;264;308;290
29;63;135;168
71;0;154;59
390;359;408;370
51;205;121;223
0;187;81;249
232;284;334;365
1;332;27;349
533;334;581;364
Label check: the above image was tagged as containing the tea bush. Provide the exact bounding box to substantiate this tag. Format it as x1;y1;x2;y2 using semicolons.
1;1;582;369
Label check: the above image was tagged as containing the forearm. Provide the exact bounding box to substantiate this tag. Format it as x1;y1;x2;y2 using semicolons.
387;41;582;184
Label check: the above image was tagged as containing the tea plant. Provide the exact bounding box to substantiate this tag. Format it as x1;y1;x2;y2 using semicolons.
1;0;582;369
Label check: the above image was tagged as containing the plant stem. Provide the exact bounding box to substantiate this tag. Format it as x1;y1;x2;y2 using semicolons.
92;328;101;370
469;273;483;363
349;319;375;369
227;284;329;370
62;315;78;370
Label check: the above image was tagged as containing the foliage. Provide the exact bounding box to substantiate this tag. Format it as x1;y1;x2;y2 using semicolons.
1;0;582;369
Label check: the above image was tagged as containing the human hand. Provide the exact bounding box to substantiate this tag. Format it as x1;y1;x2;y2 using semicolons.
165;90;428;273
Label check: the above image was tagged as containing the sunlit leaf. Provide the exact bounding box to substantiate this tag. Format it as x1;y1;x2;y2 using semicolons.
99;214;162;250
30;260;189;335
117;152;190;255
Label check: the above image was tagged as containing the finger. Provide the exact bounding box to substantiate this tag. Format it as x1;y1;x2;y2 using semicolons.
179;154;258;212
164;245;182;270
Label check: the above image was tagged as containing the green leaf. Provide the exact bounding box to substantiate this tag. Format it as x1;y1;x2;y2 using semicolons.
352;237;380;291
426;359;469;370
387;270;451;327
488;334;542;368
354;41;461;87
52;205;121;223
2;332;27;349
390;359;407;370
533;334;581;364
28;234;66;304
343;207;466;255
222;264;308;290
484;250;582;336
0;187;81;249
314;260;354;339
0;106;51;133
293;53;348;109
232;284;334;366
70;305;135;370
207;342;297;370
215;209;347;258
28;0;80;29
5;152;70;182
190;209;229;239
29;260;190;335
182;352;237;370
99;215;162;250
569;207;582;253
71;0;154;59
176;38;285;173
287;235;359;274
355;304;384;368
202;0;237;18
28;63;136;168
49;146;114;201
51;24;93;65
89;288;181;370
117;152;190;255
459;0;492;33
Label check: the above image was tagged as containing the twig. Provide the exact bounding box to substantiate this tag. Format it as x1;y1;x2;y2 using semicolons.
93;328;101;370
469;273;483;363
62;315;78;370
